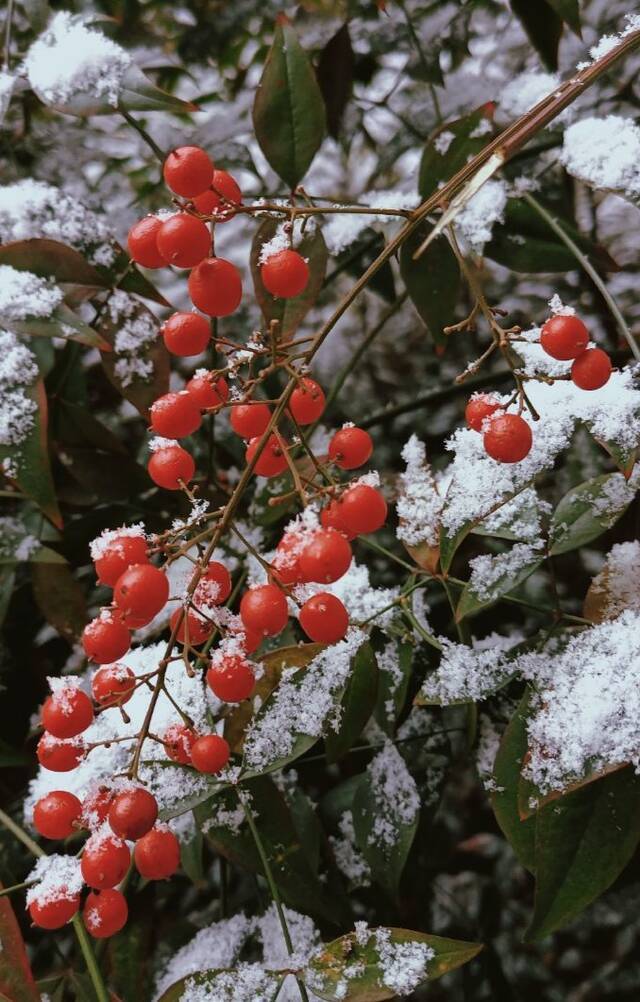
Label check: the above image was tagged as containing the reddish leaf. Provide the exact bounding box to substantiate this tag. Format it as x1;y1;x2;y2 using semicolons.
0;891;40;1002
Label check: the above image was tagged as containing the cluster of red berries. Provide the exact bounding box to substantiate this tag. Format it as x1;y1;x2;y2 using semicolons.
464;312;613;464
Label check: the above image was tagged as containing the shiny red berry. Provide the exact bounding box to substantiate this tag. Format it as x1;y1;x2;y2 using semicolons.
29;891;80;930
240;584;289;637
194;560;232;607
483;413;533;463
148;445;195;490
188;258;242;317
299;593;349;644
127;216;165;269
162;312;211;356
193;169;242;221
261;250;309;298
150;391;202;439
190;734;230;774
91;664;135;708
134;826;180;879
163;146;214;198
33;791;82;840
83;888;128;939
299;529;352;584
571;347;612;390
81;787;115;829
271;533;304;586
246;434;288;477
207;655;255;702
82;612;131;664
114;564;169;622
42;687;93;739
81;834;130;889
94;534;148;587
338;485;387;536
156;213;211;269
170;607;211;645
320;500;356;541
186;372;229;410
37;734;84;772
163;723;197;765
230;402;271;438
540;314;589;360
328;427;373;469
108;787;158;841
465;394;503;432
289;378;325;425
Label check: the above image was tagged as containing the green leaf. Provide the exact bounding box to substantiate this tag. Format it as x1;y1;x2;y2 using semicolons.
306;928;483;1001
546;0;582;35
455;547;544;621
0;568;15;629
351;769;418;898
326;643;378;762
334;229;396;302
8;302;110;350
419;105;495;199
549;472;636;556
97;298;170;419
250;218;328;341
109;891;155;1002
374;640;413;735
31;561;87;641
490;691;537;872
157;970;282;1002
21;0;49;32
0;892;41;1002
399;223;460;349
180;814;205;885
0;239;107;291
252;17;327;188
509;0;563;70
526;767;640;940
34;63;198;117
316;23;354;139
0;379;62;528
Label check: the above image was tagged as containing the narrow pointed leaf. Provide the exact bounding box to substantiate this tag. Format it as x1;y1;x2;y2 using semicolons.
326;643;378;762
399;223;460;349
549;472;636;555
0;892;41;1002
490;691;537;872
0;380;61;527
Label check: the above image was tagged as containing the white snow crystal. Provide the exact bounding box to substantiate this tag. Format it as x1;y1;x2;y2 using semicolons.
0;265;62;321
561;116;640;200
454;179;507;252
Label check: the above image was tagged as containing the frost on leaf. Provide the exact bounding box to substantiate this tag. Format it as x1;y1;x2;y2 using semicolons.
0;265;63;322
583;540;640;624
561;116;640;201
0;329;39;450
364;739;420;849
418;632;522;705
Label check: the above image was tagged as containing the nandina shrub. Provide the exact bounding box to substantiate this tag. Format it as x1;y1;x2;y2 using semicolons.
1;3;640;1001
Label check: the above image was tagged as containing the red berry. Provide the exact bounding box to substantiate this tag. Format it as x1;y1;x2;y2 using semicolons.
483;413;533;463
299;593;349;644
82;612;131;664
190;734;230;774
188;258;242;317
246;434;288;477
37;734;84;772
83;889;128;939
299;529;352;584
320;500;356;541
163;146;214;198
230;402;271;438
186;372;229;410
465;394;503;432
127;216;165;269
81;833;130;889
289;378;325;425
207;655;255;702
134;826;180;879
193;169;242;221
239;628;262;655
156;213;211;269
162;312;211;356
571;347;612;390
163;723;197;765
150;391;202;439
94;533;148;587
81;787;115;829
194;560;232;607
42;687;93;740
109;787;158;841
114;564;169;623
170;607;211;645
33;791;82;840
540;314;589;360
328;427;373;470
91;664;135;708
29;891;80;930
261;250;309;298
148;445;195;490
240;584;289;637
271;533;304;586
339;485;387;536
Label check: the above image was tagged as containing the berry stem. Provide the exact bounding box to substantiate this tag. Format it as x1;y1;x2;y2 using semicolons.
120;109;165;162
72;915;111;1002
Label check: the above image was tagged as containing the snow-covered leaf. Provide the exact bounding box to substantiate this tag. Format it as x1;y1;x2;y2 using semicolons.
326;642;378;762
456;544;544;620
0;379;61;528
97;294;169;419
419;105;495;198
157;968;282;1002
583;540;640;624
549;472;637;556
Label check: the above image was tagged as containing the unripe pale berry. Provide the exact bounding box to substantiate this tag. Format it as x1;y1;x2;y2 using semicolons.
170;607;211;645
299;529;352;584
92;664;135;708
186;372;229;410
299;593;349;644
134;826;181;879
188;258;242;317
83;888;128;939
230;402;271;438
190;734;230;774
193;169;242;221
465;394;503;432
148;445;195;490
162;312;211;356
483;413;532;463
114;564;169;622
33;791;82;840
29;891;80;930
82;612;130;664
540;314;589;360
207;655;255;702
328;427;373;469
240;584;289;636
42;688;93;740
246;434;288;477
338;485;387;536
163;146;214;198
94;534;148;587
81;834;130;889
108;787;158;841
163;723;197;764
150;391;202;439
156;213;211;268
127;216;165;269
261;249;309;298
37;734;84;772
289;378;325;425
571;347;612;390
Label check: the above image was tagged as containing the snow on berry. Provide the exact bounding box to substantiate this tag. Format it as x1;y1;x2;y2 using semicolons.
25;853;84;909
